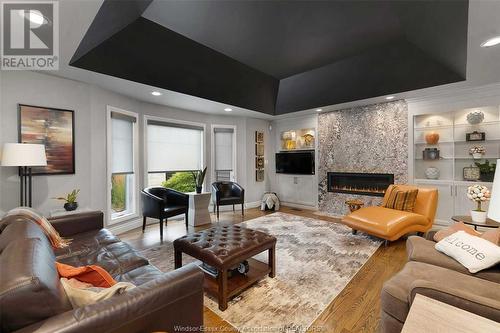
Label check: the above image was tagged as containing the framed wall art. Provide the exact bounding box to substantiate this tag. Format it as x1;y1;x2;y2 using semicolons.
255;131;264;143
18;104;75;175
256;156;264;169
255;144;264;156
256;169;265;182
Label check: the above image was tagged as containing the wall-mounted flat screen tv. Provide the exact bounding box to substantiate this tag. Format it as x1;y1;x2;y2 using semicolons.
276;150;315;175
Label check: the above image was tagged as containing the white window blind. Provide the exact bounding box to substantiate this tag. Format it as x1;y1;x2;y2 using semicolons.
147;121;203;172
214;128;233;171
111;113;135;174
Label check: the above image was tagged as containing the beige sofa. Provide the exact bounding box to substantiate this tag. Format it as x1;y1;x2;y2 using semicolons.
381;233;500;332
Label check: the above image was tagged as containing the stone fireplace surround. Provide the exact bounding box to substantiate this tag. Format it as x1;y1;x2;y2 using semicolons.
318;100;408;216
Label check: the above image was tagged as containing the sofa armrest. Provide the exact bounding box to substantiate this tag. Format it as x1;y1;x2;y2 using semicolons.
13;263;204;333
409;278;500;322
48;211;104;237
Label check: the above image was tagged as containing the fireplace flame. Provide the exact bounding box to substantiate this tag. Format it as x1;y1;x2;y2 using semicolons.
330;185;386;194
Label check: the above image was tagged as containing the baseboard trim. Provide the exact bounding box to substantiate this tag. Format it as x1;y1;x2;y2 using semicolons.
280;202;317;210
107;217;143;235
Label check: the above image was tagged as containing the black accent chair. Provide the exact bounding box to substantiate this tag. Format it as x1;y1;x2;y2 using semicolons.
211;181;245;220
141;187;189;240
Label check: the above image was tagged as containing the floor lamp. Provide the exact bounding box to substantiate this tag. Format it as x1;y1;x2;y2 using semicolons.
1;143;47;207
488;159;500;222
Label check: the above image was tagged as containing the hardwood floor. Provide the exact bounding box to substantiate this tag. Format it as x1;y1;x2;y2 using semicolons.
120;206;407;333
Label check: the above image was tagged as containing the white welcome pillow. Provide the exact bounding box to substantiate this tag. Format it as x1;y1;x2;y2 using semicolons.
435;231;500;273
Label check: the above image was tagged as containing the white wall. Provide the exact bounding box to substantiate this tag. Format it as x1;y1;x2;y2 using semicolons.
0;71;271;226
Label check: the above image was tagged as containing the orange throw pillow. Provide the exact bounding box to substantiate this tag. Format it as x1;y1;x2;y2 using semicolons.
56;262;116;288
482;229;500;246
434;222;499;245
434;222;480;242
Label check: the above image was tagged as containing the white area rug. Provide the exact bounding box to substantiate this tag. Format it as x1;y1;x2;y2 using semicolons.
139;212;381;333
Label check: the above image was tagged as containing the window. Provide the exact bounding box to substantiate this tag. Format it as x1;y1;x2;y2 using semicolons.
213;126;236;182
146;119;204;192
108;108;138;223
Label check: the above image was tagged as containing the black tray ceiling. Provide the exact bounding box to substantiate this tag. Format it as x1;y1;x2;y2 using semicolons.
71;0;468;115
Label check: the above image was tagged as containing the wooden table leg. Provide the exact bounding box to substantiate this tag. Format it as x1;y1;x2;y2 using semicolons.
174;250;182;269
269;246;276;278
217;268;228;311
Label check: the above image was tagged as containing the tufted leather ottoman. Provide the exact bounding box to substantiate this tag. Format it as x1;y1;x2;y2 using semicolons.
174;224;276;310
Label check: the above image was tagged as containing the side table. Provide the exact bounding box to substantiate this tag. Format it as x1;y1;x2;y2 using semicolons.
345;199;364;213
451;215;500;230
187;192;212;227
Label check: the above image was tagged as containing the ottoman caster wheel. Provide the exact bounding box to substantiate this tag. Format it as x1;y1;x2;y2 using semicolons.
237;260;250;275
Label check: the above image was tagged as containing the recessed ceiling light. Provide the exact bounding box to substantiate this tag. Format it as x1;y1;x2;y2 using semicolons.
151;91;162;96
481;36;500;47
316;108;323;112
224;108;232;112
385;96;395;100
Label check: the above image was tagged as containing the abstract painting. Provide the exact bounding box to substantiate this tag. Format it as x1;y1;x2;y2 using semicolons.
19;104;75;175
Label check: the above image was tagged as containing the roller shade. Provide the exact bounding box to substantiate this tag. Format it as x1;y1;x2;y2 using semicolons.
214;129;233;171
111;115;134;174
147;121;203;172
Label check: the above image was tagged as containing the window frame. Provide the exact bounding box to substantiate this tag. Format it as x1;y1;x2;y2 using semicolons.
143;115;206;190
106;106;139;225
211;124;237;184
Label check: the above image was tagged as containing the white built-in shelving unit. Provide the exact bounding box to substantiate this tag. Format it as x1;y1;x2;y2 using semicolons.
412;105;500;225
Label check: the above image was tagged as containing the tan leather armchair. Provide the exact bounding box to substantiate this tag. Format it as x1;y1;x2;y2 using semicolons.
341;185;438;242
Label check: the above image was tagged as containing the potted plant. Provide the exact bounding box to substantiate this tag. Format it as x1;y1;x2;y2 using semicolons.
466;185;490;223
469;145;486;159
191;167;207;194
475;160;497;182
53;189;80;211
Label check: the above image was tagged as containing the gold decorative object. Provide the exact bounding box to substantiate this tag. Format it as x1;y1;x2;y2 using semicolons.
280;128;315;150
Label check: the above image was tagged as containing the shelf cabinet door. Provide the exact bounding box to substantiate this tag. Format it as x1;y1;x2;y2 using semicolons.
416;182;454;225
454;184;490;216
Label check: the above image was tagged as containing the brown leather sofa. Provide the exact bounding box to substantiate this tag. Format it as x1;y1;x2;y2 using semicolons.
341;185;438;242
381;233;500;332
0;211;204;333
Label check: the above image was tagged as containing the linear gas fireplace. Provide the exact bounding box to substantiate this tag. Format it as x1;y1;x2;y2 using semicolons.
327;172;394;197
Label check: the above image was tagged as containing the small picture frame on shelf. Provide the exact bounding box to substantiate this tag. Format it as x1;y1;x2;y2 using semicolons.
423;148;440;160
463;166;481;181
466;131;486;142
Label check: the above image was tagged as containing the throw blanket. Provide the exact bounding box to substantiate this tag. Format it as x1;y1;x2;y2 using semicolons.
5;207;71;248
261;192;280;210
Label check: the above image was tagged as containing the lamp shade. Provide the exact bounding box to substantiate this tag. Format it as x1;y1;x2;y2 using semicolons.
488;159;500;222
1;143;47;167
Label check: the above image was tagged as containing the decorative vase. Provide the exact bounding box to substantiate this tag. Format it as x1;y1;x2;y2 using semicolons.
466;111;485;125
470;210;487;223
425;132;440;145
425;167;440;179
64;202;78;211
472;153;484;159
195;186;202;194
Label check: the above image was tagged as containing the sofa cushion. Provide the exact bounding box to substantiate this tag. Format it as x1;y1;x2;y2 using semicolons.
114;264;165;285
55;229;149;277
342;206;429;238
407;236;500;283
0;238;71;332
381;261;500;323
